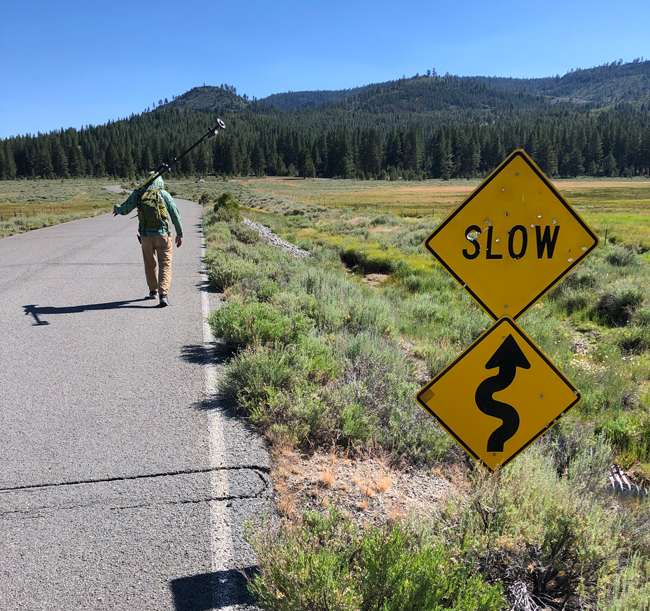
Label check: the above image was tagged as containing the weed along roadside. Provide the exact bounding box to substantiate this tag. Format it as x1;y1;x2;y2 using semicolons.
177;175;650;610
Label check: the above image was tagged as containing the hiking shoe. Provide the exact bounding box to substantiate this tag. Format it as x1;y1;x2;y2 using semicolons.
146;291;157;300
159;295;169;307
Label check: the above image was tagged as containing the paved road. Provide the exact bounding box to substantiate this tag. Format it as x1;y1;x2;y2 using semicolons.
0;193;271;610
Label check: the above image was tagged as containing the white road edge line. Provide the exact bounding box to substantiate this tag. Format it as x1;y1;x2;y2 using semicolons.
201;236;236;610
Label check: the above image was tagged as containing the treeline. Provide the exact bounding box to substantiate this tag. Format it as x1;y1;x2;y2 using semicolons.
1;106;649;182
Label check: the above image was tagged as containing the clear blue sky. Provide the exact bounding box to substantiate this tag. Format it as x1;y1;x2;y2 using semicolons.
1;0;648;139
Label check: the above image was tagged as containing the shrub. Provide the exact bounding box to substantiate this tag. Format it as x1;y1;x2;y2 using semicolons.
370;214;400;226
631;304;650;327
206;251;258;291
605;244;639;267
213;191;241;222
608;554;650;611
218;344;308;411
457;439;618;610
619;326;650;355
340;245;397;274
247;510;506;611
339;402;378;445
596;284;644;327
229;222;260;244
208;300;313;347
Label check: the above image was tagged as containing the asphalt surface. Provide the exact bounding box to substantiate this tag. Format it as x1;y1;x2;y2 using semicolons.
0;191;271;610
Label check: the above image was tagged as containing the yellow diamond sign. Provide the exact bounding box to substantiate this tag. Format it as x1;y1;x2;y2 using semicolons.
416;317;580;473
425;150;599;320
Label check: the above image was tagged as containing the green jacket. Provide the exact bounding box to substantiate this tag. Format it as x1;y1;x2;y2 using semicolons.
114;175;183;238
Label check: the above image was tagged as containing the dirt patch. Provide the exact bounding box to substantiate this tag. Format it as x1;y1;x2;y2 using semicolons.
370;226;399;233
556;181;650;191
398;338;430;386
271;449;456;527
363;273;389;288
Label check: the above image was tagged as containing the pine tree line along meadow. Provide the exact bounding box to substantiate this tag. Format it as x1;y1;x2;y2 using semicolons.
1;70;650;182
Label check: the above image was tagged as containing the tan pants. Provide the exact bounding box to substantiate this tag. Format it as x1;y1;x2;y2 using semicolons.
141;235;173;295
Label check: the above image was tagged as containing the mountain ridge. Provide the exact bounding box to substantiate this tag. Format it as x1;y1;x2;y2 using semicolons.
162;59;649;116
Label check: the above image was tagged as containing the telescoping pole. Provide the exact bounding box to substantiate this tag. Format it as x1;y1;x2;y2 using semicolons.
138;119;226;192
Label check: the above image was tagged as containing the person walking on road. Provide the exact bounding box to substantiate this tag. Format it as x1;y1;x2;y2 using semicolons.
113;172;183;307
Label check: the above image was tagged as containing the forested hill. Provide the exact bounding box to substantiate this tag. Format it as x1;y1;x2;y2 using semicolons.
258;59;650;111
164;85;249;113
258;86;371;110
471;59;650;104
159;60;649;121
1;60;649;183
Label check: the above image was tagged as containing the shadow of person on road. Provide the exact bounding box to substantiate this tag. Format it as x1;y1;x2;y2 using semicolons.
23;298;154;325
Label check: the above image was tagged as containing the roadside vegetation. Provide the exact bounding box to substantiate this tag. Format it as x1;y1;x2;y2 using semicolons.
190;176;650;611
0;179;123;237
6;173;645;608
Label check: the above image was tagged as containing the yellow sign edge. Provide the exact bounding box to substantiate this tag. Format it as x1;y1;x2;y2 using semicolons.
415;317;581;473
423;150;600;321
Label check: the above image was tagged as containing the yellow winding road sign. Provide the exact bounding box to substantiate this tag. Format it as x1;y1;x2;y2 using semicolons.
416;318;580;472
424;150;599;320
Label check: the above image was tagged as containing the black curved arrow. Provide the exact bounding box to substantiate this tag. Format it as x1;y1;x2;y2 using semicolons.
475;334;531;452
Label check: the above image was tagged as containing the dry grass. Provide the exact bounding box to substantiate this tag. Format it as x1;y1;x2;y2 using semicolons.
239;176;650;251
0;180;125;238
238;176;650;229
360;481;375;497
319;469;335;488
375;473;392;493
269;448;450;528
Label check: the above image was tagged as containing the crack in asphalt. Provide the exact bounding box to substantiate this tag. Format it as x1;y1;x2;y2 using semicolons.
0;492;270;519
0;465;271;494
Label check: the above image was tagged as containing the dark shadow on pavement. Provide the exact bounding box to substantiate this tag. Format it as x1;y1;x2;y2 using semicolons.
24;299;154;325
180;341;236;367
170;567;259;611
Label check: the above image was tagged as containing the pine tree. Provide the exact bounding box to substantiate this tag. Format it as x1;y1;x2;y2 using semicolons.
251;143;265;176
297;147;316;178
34;145;54;178
140;147;154;174
105;144;120;176
2;142;17;179
0;147;6;180
603;152;618;177
566;144;584;177
52;141;69;178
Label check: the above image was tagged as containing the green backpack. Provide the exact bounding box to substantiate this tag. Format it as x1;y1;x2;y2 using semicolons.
137;186;169;229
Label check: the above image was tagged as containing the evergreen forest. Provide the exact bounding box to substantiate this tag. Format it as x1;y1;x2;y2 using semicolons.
1;60;649;182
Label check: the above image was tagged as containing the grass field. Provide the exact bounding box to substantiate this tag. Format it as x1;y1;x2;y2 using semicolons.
236;176;650;252
0;179;125;237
